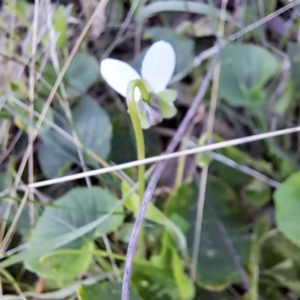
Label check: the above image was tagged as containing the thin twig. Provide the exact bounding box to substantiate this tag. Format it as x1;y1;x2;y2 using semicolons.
211;153;280;188
121;57;218;300
152;127;280;188
6;97;127;183
174;107;204;189
191;165;208;280
0;189;29;251
27;125;300;190
0;129;23;165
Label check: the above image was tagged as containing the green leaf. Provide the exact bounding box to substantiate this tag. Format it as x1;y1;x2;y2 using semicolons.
266;260;300;296
107;104;162;164
117;223;133;243
261;233;300;297
132;262;177;300
287;42;300;98
65;53;99;99
122;181;168;223
274;172;300;247
242;179;271;207
122;181;186;251
150;230;174;269
105;0;124;22
77;282;140;300
158;89;178;119
219;43;279;106
272;81;293;114
38;96;111;178
24;187;124;279
261;233;300;270
7;0;29;27
165;182;193;233
195;288;236;299
0;198;123;270
53;6;67;48
0;171;12;191
172;250;195;300
247;217;270;300
168;179;250;289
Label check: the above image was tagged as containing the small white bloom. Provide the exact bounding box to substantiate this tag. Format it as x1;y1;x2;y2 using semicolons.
100;40;176;99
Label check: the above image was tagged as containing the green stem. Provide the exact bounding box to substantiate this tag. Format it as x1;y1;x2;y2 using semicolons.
126;79;150;201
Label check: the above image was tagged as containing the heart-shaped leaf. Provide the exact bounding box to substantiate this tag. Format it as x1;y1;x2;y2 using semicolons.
166;179;250;289
65;53;99;99
219;43;279;107
24;187;124;279
38;96;112;178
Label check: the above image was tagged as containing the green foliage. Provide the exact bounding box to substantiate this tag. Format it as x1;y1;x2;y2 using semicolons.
132;262;178;300
172;250;195;300
274;172;300;247
157;89;178;118
166;180;250;289
261;233;300;298
77;282;140;300
3;0;300;298
108;104;162;164
122;181;186;251
287;42;300;98
242;179;271;207
38;96;112;178
65;53;100;99
53;6;68;48
219;43;279;106
24;187;124;279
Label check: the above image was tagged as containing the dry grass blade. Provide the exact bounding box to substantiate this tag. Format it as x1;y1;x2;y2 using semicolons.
0;0;110;253
0;189;29;252
27;125;300;188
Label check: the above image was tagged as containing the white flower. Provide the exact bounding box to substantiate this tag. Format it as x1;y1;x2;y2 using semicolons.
100;41;177;128
100;40;175;98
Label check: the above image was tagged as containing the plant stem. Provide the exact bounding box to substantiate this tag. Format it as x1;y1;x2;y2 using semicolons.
126;79;150;201
121;58;218;300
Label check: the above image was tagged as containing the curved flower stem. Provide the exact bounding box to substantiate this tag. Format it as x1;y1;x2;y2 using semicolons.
126;79;150;201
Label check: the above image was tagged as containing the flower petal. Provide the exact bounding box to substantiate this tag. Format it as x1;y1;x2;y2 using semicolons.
157;89;177;103
141;41;176;93
158;89;178;119
100;58;141;97
138;101;163;129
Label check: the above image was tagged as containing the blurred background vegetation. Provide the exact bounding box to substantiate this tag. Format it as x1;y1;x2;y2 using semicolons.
1;0;300;299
